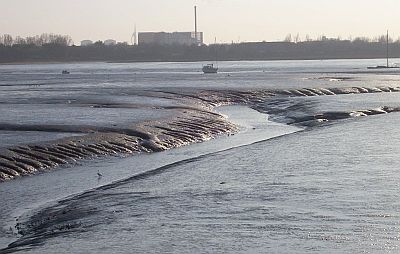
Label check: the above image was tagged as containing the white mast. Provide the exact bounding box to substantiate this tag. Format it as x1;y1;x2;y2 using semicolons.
386;30;389;68
194;6;198;45
131;24;137;46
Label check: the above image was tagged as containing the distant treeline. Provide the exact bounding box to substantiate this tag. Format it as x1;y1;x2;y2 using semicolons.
0;33;73;47
1;33;400;63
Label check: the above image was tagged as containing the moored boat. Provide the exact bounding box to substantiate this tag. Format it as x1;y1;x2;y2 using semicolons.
202;64;218;74
368;30;399;69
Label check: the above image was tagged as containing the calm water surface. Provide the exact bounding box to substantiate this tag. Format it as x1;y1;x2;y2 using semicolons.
1;59;400;253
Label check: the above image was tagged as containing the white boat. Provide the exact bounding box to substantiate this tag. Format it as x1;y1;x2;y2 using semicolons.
202;64;218;74
203;37;219;74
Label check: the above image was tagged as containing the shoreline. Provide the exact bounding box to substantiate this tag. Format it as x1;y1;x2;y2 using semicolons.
1;57;400;66
2;85;400;182
0;106;238;182
0;105;302;251
2;57;400;253
3;85;400;250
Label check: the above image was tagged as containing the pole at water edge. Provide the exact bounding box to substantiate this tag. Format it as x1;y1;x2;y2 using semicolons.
387;30;389;68
194;6;198;45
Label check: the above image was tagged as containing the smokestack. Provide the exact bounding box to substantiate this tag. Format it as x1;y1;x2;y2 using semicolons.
194;6;198;44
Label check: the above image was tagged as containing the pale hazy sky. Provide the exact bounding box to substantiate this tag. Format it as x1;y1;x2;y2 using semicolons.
2;0;400;44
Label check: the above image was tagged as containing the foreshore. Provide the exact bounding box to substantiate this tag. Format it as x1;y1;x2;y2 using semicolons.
0;106;238;182
0;104;301;251
1;85;400;182
3;84;400;251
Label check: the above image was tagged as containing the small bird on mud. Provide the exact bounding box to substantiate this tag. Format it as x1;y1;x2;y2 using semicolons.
97;171;103;178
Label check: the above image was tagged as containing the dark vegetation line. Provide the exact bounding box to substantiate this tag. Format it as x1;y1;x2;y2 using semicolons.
1;33;400;63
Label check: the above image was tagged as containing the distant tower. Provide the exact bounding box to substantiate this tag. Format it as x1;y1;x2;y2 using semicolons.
194;6;198;45
131;24;137;46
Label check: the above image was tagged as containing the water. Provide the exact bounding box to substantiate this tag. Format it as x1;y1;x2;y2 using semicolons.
1;59;400;253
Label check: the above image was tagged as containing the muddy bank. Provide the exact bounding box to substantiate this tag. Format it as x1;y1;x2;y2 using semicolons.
1;84;400;182
3;85;400;252
195;85;400;106
0;107;237;182
272;105;400;127
196;85;400;127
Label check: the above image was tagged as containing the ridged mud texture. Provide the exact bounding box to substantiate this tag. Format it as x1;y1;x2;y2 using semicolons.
0;108;237;182
196;86;400;106
283;106;400;127
2;85;400;182
195;85;400;127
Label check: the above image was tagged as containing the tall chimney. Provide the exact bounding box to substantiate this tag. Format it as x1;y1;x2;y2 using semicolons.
194;6;198;45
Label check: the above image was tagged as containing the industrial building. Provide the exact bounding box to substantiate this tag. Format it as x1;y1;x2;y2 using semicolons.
138;6;203;46
138;32;203;46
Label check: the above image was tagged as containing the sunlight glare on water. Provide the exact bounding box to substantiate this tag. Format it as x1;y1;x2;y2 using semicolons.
1;59;400;253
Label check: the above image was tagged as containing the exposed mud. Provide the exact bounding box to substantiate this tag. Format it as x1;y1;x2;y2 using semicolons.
1;85;400;182
0;107;237;182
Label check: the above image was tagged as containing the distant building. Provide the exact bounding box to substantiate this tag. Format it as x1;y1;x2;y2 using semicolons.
80;40;93;46
138;32;203;46
104;39;117;46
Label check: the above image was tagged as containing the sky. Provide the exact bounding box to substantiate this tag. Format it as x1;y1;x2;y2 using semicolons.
1;0;400;44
